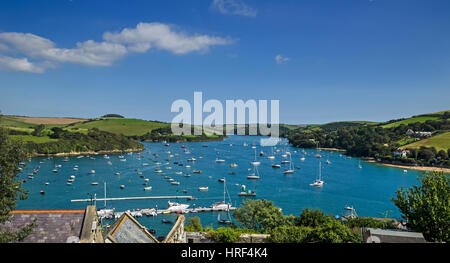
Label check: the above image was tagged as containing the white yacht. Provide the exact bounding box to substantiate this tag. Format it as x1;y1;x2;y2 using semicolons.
247;165;261;180
250;148;261;166
310;161;324;187
167;201;189;212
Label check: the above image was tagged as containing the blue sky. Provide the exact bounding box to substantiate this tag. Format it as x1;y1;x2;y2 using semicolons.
0;0;449;124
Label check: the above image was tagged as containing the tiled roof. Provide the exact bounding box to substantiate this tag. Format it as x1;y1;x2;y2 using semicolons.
2;210;85;243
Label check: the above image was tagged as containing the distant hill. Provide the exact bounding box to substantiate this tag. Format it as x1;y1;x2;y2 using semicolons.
68;118;170;137
381;110;450;128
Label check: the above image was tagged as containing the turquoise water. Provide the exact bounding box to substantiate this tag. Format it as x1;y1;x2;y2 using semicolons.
16;135;421;236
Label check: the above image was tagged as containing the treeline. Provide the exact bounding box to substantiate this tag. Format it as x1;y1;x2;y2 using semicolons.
185;199;397;243
24;127;144;154
286;119;450;167
132;127;225;142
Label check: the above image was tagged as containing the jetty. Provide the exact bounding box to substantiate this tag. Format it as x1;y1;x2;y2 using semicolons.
70;195;194;203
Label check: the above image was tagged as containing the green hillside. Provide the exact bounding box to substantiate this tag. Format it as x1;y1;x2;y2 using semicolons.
381;110;450;128
69;118;170;136
403;132;450;151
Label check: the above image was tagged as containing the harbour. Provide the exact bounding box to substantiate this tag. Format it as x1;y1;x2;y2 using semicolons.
16;135;422;236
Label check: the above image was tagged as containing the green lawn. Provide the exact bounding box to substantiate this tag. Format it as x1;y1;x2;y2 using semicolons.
0;116;37;129
381;116;441;128
403;132;450;151
69;118;170;136
9;135;59;144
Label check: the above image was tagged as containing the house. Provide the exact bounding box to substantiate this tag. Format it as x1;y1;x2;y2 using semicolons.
415;131;432;137
1;205;103;243
362;228;426;243
394;149;409;158
405;129;415;136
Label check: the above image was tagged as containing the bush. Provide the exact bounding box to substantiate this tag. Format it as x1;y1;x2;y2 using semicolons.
185;217;202;232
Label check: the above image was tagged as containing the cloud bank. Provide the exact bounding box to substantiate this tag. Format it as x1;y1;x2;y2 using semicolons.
0;22;233;73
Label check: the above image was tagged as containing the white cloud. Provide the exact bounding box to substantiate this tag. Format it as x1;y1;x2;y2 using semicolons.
0;22;233;73
41;40;128;66
275;54;290;64
0;55;47;73
103;22;233;55
211;0;257;17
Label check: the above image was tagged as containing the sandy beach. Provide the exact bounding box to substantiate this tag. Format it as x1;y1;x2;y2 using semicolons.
365;160;450;174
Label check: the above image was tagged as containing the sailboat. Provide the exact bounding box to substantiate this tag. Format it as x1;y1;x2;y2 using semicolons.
215;178;233;224
218;214;232;224
310;161;324;187
358;160;362;169
283;153;295;174
250;148;261;166
215;151;225;163
247;164;261;180
267;147;275;159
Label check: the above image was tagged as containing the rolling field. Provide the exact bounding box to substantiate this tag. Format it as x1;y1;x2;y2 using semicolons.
403;132;450;151
9;135;59;144
69;118;170;136
381;116;441;128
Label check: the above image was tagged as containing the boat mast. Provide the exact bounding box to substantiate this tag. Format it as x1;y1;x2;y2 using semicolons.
104;181;107;209
319;161;322;181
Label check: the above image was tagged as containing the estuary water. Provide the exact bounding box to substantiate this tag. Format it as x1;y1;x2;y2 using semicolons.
16;135;421;236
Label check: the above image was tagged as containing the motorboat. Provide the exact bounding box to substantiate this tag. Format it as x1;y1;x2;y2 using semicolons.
167;201;189;212
272;164;281;168
198;187;209;191
238;185;256;196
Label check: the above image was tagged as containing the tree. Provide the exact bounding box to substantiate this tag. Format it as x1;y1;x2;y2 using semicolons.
437;150;448;160
297;208;330;228
232;199;294;233
269;225;313;243
0;128;35;242
31;124;45;137
392;172;449;242
185;216;203;232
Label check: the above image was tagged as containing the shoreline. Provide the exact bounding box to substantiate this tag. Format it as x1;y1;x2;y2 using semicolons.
31;148;144;157
317;147;346;152
365;160;450;173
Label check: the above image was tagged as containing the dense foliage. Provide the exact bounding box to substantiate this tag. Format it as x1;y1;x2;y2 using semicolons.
232;200;362;243
25;128;144;154
232;199;296;233
286;119;450;167
136;127;225;143
101;114;124;118
0;128;35;242
392;172;450;242
268;208;362;243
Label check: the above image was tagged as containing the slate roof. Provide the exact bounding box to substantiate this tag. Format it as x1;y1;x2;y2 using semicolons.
104;212;159;243
2;210;86;243
363;228;427;243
